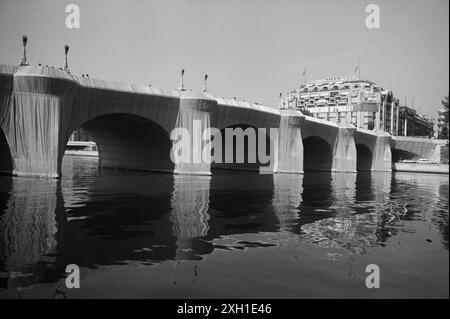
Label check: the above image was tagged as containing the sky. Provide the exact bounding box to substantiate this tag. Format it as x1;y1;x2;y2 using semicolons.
0;0;448;118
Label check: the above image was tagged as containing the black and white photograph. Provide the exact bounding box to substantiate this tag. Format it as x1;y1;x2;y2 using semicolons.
0;0;448;303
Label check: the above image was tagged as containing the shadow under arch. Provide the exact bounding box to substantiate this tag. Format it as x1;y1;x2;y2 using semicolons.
0;127;12;174
391;148;419;162
303;136;333;171
211;123;272;172
356;143;373;171
63;113;174;173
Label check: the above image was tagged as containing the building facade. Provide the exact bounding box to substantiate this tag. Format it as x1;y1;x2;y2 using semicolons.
283;77;435;137
282;77;399;134
398;106;435;137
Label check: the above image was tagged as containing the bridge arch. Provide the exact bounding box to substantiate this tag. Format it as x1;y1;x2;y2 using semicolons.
300;116;358;172
390;137;439;163
356;143;373;171
63;113;174;173
0;127;13;173
302;136;333;171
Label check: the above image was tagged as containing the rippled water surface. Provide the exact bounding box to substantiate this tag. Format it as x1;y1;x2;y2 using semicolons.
0;156;448;298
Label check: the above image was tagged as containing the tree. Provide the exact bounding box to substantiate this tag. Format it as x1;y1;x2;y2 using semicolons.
438;95;449;139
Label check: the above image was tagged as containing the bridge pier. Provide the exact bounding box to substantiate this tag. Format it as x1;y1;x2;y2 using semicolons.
368;134;392;171
173;92;216;175
273;110;304;174
0;66;77;177
331;125;357;172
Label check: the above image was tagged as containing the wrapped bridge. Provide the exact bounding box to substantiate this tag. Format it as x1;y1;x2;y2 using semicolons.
0;64;439;178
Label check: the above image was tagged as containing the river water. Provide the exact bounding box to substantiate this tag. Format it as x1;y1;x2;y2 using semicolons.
0;156;448;298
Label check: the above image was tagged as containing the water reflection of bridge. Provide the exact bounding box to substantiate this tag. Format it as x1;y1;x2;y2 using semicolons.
0;170;448;290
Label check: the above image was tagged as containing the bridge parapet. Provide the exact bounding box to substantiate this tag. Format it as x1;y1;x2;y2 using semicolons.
0;64;19;74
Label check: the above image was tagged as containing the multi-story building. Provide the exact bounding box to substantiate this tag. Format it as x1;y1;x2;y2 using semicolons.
398;106;435;137
283;77;399;134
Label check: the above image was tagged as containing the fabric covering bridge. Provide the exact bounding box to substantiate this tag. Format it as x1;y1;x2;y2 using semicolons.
0;64;443;177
